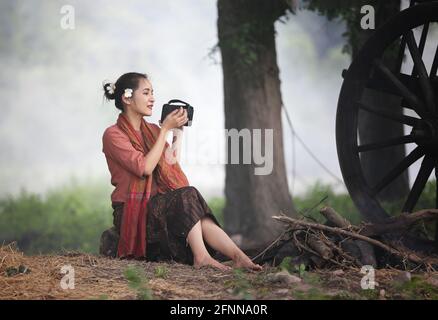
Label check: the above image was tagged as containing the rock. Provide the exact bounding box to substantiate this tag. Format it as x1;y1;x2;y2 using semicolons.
99;227;119;258
379;289;386;299
267;271;302;285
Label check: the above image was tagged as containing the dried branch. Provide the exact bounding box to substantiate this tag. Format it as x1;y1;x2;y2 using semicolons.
273;213;438;266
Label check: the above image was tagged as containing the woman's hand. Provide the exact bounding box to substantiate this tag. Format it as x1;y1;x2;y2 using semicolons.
161;107;188;131
145;108;186;174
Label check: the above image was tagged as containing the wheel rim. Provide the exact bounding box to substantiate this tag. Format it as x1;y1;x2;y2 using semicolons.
336;1;438;223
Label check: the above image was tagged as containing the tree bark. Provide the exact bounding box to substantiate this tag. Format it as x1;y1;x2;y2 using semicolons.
217;0;296;247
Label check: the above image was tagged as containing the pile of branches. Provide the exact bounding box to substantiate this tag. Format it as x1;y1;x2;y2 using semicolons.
253;207;438;271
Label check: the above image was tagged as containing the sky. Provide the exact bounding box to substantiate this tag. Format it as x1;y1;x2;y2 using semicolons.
0;0;436;200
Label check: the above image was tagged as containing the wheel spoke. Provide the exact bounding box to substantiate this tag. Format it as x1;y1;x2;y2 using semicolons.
395;35;407;74
374;59;428;118
358;135;416;153
402;155;434;213
371;146;425;196
411;23;429;76
431;43;438;79
418;23;429;57
358;101;420;126
406;31;436;112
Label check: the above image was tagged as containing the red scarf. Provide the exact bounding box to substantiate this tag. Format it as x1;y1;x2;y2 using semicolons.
116;113;189;258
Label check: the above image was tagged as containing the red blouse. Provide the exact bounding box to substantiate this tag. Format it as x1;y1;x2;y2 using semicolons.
102;124;157;203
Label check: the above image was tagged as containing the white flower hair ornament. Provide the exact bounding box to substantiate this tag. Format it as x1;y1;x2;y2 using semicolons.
124;88;133;98
106;83;116;95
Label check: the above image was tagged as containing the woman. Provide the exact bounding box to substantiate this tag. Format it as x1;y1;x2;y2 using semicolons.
102;72;262;271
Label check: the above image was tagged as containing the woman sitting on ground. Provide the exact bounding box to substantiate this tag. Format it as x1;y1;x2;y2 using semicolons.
102;72;262;271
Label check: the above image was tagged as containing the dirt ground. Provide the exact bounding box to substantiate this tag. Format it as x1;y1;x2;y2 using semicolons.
1;244;438;300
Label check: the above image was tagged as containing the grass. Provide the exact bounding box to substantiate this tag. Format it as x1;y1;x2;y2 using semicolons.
278;257;310;280
123;265;153;300
154;266;168;279
0;178;113;255
292;287;332;300
391;275;438;300
224;268;254;299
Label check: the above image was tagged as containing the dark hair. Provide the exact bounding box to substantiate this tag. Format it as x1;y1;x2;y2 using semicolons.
103;72;148;112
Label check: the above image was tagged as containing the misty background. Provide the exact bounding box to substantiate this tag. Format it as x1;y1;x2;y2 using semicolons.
0;0;433;201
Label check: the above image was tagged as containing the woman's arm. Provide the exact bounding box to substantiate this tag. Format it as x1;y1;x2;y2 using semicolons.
169;127;184;162
144;108;187;176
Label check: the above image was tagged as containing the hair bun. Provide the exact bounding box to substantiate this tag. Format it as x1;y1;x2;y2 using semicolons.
102;80;116;100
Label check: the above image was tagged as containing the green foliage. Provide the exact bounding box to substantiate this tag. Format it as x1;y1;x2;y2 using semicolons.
359;288;380;300
123;265;153;300
294;181;361;225
294;263;307;278
224;268;254;300
0;178;210;255
393;275;438;300
0;179;113;255
332;290;377;300
278;256;294;273
303;272;322;286
412;180;438;240
380;180;438;239
304;0;369;55
292;287;331;300
277;258;321;287
278;257;307;278
0;178;227;255
228;22;259;67
2;179;436;255
208;197;225;226
304;0;400;56
219;19;277;70
414;180;437;212
154;266;168;279
294;180;438;238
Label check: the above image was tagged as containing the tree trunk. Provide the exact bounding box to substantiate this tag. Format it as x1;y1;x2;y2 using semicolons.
354;1;410;203
217;0;296;248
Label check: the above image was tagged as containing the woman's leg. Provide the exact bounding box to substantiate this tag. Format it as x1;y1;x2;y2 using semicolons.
200;217;262;271
186;220;231;271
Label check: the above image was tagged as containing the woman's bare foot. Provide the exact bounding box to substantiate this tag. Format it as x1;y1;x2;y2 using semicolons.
193;255;232;271
233;253;263;271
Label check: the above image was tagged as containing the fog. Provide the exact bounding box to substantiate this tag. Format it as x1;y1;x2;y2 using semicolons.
0;0;435;200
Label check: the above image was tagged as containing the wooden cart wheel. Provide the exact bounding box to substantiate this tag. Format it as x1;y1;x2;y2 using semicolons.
336;1;438;223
